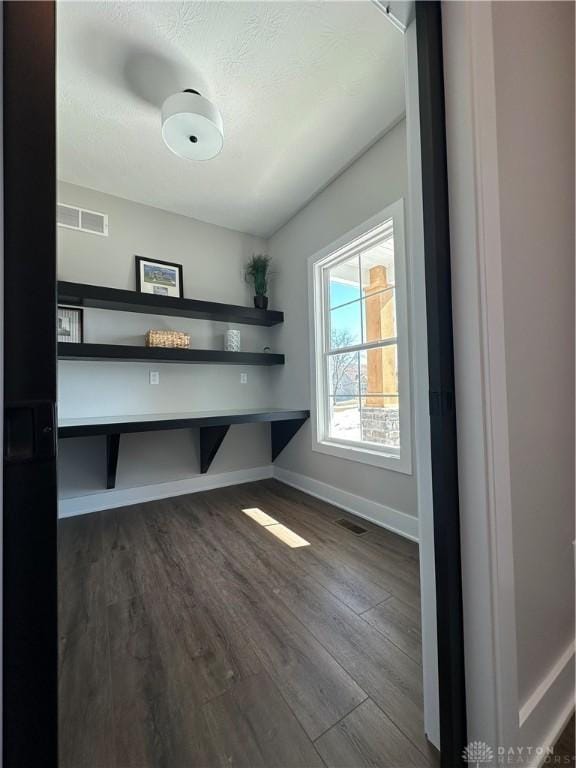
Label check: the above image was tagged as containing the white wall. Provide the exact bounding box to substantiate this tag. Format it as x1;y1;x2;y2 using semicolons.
57;182;274;499
444;1;574;760
491;0;575;708
268;120;418;520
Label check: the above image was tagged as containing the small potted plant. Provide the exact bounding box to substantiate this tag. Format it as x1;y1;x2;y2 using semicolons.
245;254;271;310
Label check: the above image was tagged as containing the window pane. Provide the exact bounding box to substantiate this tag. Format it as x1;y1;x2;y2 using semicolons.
361;288;396;344
359;346;399;398
330;301;362;350
328;255;361;308
359;346;400;448
360;232;395;290
328;396;361;443
329;350;359;399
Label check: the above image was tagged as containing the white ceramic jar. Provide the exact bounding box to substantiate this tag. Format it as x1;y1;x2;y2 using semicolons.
224;329;241;352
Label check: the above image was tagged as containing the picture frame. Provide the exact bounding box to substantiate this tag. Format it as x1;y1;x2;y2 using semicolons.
135;255;184;298
57;306;83;343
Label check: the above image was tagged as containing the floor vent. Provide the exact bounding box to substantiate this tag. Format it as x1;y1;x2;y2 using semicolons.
334;518;368;535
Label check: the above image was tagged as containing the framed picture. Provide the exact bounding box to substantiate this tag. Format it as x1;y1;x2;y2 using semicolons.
135;255;184;298
58;306;83;343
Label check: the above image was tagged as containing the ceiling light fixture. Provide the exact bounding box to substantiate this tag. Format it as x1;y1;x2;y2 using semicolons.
161;89;223;161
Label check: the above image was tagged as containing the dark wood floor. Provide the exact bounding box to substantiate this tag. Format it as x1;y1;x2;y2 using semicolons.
59;479;434;768
554;716;575;765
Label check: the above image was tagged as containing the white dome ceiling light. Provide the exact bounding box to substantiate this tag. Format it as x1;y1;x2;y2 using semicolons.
161;89;223;161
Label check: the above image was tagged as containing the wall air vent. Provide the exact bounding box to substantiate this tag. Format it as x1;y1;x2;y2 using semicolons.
57;204;108;236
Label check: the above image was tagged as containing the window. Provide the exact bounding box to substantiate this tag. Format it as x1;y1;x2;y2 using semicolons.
309;201;412;473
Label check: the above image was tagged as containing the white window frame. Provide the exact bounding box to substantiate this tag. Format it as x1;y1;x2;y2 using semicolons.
308;200;412;474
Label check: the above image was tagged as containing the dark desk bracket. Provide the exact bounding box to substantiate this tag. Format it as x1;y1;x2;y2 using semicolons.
199;425;230;474
106;434;120;490
271;418;307;461
198;416;308;474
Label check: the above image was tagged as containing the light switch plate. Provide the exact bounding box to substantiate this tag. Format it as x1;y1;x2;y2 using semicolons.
149;371;160;385
240;372;248;384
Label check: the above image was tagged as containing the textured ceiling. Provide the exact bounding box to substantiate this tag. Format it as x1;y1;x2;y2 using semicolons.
57;1;405;237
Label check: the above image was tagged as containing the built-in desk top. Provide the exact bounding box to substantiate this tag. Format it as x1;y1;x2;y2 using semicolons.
58;408;310;486
58;408;310;438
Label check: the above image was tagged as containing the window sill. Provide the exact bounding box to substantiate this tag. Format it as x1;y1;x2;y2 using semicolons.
312;438;413;474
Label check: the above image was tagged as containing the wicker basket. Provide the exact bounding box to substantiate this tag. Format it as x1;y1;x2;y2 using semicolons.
145;329;190;349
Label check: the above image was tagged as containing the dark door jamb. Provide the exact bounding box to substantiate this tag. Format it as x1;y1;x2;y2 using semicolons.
3;2;59;766
416;3;468;766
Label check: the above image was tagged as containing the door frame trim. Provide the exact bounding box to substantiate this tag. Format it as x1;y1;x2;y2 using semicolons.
415;3;468;765
3;2;58;766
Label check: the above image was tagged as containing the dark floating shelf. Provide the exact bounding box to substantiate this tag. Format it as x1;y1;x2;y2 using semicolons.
58;342;284;366
58;281;284;327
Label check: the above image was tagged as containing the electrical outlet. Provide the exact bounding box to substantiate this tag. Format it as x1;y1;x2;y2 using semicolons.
149;371;160;385
240;372;248;384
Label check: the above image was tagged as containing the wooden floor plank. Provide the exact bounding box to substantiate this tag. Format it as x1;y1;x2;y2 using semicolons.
246;562;427;756
107;496;362;745
316;698;428;768
362;597;423;664
101;503;169;604
296;549;392;613
236;481;421;583
553;716;575;765
179;504;368;741
58;511;103;574
361;526;420;562
59;622;114;768
107;592;216;768
58;511;108;644
264;479;419;561
59;480;426;767
179;492;426;754
203;672;325;768
224;482;417;610
59;559;107;639
216;575;367;740
206;484;389;613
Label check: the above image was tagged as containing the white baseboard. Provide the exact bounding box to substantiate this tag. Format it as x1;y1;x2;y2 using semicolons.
520;642;575;726
518;640;575;767
59;463;419;546
273;466;419;542
58;465;274;518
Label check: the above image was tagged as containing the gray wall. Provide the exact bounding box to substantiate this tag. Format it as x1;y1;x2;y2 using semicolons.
492;1;575;704
58;123;416;520
268;120;418;517
58;181;273;498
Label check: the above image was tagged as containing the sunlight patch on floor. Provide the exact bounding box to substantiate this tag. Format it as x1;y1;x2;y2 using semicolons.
242;507;278;526
242;507;311;548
